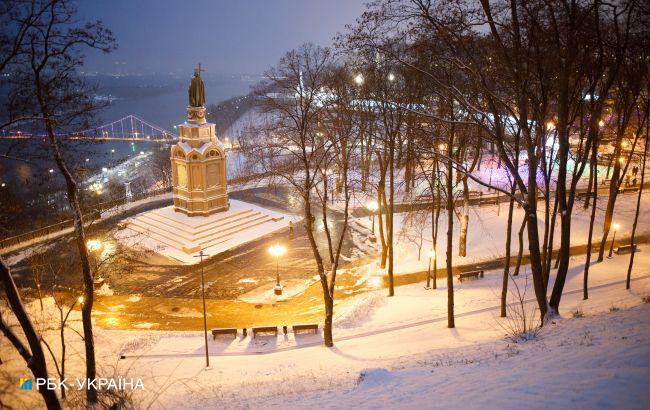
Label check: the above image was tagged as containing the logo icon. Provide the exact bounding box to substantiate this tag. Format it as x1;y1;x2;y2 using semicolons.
19;378;32;390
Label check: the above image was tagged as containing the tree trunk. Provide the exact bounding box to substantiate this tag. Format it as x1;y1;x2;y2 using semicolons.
446;138;455;328
0;259;62;410
388;137;395;297
501;192;516;317
627;129;648;289
583;139;599;299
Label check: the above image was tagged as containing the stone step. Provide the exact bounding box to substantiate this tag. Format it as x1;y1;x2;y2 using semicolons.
195;215;283;249
127;211;285;254
143;208;256;233
127;222;187;250
137;209;262;238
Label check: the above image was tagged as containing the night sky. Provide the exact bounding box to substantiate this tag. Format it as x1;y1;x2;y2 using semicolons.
78;0;367;76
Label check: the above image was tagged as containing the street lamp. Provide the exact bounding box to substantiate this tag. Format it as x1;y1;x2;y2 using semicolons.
86;239;102;252
608;223;620;258
354;74;364;85
366;200;379;235
193;250;210;368
426;249;436;289
269;243;286;295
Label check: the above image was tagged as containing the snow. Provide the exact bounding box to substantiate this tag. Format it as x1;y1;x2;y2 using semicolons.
115;199;301;264
350;190;650;275
3;239;650;408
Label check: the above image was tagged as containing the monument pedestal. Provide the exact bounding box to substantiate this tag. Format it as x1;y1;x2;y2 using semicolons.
125;200;290;263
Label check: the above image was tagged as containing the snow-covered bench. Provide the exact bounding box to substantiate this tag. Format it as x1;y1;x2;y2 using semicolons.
252;326;278;338
211;328;237;339
616;244;638;255
457;270;484;282
292;324;318;334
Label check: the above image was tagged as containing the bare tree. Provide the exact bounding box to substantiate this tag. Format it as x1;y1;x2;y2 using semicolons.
0;257;61;409
8;1;115;404
249;44;357;346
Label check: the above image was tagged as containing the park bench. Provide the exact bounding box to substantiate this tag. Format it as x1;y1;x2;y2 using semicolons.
619;186;639;194
93;278;105;290
457;270;484;282
616;244;638;255
292;324;319;334
602;178;612;186
252;326;278;338
478;197;499;207
211;328;237;339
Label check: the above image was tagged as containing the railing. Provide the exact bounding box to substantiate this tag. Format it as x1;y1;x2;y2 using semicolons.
0;186;173;251
0;173;266;251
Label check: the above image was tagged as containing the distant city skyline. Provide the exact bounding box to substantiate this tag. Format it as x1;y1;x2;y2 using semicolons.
79;0;366;76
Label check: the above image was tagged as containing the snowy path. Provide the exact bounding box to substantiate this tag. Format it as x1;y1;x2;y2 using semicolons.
120;273;650;359
117;252;650;408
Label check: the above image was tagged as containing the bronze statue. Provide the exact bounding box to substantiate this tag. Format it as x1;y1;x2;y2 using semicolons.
188;65;205;107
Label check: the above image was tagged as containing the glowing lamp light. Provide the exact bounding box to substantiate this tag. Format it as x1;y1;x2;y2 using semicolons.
612;223;620;231
546;121;555;131
438;143;447;151
366;200;379;212
102;167;108;172
618;157;625;164
85;158;90;162
388;73;395;82
77;296;84;304
621;140;629;148
599;120;605;128
49;169;54;173
86;239;102;252
354;74;364;85
268;243;286;258
427;249;436;258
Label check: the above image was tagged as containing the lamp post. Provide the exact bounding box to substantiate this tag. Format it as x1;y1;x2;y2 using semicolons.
269;244;286;295
193;250;210;368
425;249;436;289
608;223;620;258
366;200;379;235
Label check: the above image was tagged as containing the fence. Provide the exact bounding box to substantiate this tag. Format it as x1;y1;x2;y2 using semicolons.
0;186;173;250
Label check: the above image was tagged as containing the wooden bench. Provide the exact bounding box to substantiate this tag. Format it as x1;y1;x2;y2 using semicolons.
616;244;638;255
252;326;278;338
292;324;319;334
457;270;484;282
602;179;612;186
211;328;237;339
478;198;499;207
619;187;639;194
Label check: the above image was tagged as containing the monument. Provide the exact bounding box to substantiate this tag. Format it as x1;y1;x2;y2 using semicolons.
171;65;229;216
123;66;291;263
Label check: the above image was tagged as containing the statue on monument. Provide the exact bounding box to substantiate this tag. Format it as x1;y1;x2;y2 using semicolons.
188;64;205;107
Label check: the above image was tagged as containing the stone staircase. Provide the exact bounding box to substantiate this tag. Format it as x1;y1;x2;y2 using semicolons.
128;207;284;254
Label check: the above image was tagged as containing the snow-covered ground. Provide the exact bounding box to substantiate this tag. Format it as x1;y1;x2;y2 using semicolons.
114;199;300;264
3;242;649;409
349;191;650;275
